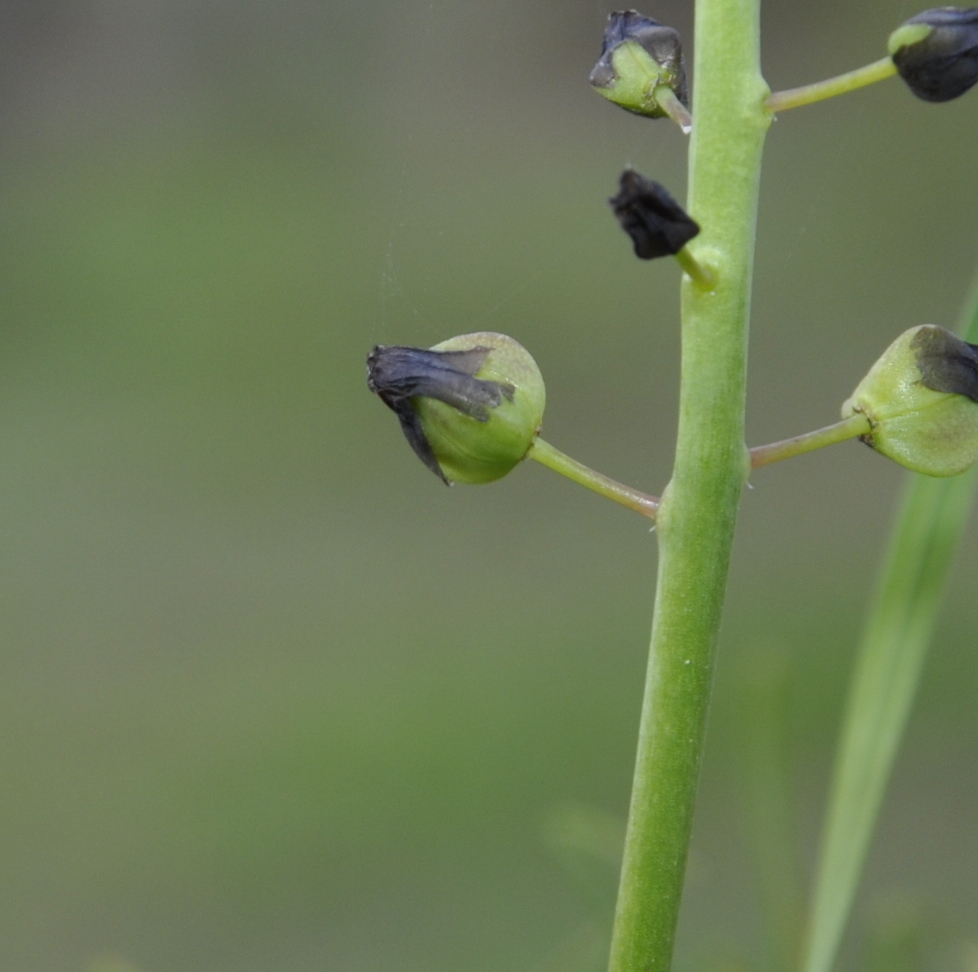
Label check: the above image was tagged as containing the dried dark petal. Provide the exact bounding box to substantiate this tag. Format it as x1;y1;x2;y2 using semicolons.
367;346;514;418
380;396;447;482
911;324;978;400
608;169;700;259
891;7;978;102
589;10;689;108
366;345;515;483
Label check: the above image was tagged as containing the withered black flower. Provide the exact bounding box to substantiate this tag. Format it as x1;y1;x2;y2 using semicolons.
608;169;700;260
889;7;978;102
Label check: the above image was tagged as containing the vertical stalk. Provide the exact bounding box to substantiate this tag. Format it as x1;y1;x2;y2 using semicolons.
607;2;770;970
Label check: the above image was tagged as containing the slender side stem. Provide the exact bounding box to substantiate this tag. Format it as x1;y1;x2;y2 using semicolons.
528;438;659;520
675;247;717;291
749;414;870;469
654;85;693;135
607;0;770;969
767;56;897;113
800;277;978;972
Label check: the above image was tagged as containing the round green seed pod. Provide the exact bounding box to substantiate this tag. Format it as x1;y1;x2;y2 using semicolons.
589;12;689;117
841;324;978;477
414;332;546;484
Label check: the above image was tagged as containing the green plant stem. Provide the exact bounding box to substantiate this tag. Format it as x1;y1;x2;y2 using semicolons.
675;247;717;291
766;56;897;113
800;279;978;972
607;0;770;969
749;414;870;469
528;438;659;520
654;85;693;135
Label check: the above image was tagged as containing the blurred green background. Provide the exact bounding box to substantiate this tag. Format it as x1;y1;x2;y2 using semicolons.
0;1;975;970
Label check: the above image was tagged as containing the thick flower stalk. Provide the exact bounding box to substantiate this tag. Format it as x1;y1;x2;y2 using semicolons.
606;1;771;970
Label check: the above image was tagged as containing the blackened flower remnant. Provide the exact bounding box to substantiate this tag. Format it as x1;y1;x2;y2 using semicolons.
589;11;689;120
609;169;700;260
367;332;545;485
889;7;978;101
367;344;508;483
842;324;978;476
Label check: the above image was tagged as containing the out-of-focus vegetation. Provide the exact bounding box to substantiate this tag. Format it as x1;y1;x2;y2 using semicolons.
0;1;974;970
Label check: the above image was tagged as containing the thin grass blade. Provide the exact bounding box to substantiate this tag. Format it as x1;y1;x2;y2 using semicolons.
800;278;978;972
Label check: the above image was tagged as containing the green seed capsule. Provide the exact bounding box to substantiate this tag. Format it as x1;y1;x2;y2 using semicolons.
589;11;688;118
841;324;978;476
367;332;545;485
416;333;545;484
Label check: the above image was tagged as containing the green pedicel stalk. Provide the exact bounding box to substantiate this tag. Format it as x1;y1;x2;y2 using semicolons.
528;438;659;520
749;415;871;469
529;415;870;522
675;247;718;291
607;0;770;969
766;56;897;113
653;85;694;134
800;278;978;972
